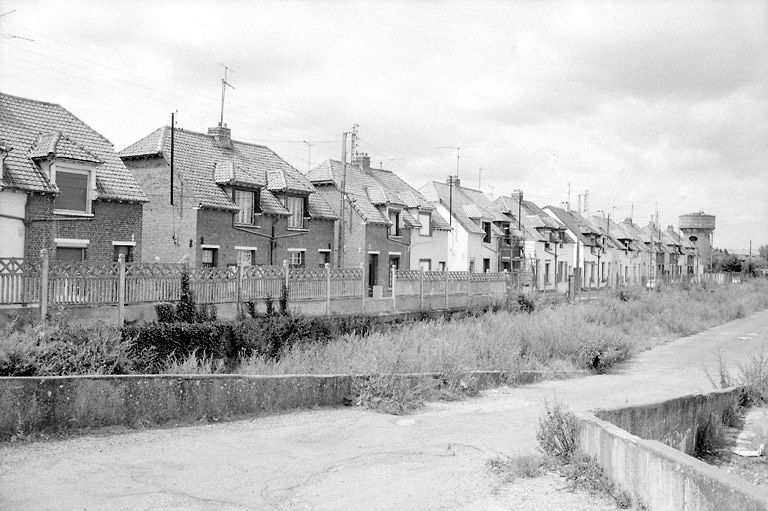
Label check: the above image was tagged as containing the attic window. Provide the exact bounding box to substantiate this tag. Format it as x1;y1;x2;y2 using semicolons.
482;221;492;243
286;196;305;229
418;212;431;236
52;162;95;215
389;210;401;236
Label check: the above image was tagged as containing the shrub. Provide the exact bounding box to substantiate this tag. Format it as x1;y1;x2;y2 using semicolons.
577;338;632;373
0;322;135;376
560;453;633;508
536;400;577;461
517;294;535;313
486;454;544;482
694;416;727;457
122;322;224;370
353;374;431;415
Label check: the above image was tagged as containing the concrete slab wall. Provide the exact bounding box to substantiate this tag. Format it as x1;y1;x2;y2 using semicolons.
577;388;768;510
577;413;768;511
594;388;741;455
0;370;577;441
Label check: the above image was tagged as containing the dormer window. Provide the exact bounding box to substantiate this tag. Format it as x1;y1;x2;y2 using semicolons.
285;196;305;229
389;209;401;236
418;212;431;236
52;162;95;215
482;221;492;243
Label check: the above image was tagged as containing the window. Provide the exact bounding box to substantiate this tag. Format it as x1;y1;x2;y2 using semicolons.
388;256;400;287
113;244;134;262
482;222;492;243
56;247;85;261
288;250;305;268
318;250;331;267
469;260;475;273
418;212;431;236
201;248;218;268
483;258;491;273
419;259;431;271
389;210;401;236
438;261;446;271
545;262;551;284
286;196;305;229
235;190;255;224
237;249;255;267
55;169;90;213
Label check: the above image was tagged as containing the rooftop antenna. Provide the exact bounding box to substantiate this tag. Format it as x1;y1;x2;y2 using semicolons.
438;145;482;179
219;64;234;127
478;167;483;190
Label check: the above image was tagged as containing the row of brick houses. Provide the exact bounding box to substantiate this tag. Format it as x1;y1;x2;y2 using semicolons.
0;91;704;292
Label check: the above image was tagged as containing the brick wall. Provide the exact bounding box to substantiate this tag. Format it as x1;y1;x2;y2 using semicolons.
123;157;198;264
25;193;142;262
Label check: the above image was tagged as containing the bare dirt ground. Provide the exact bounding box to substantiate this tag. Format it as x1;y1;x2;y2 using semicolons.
2;309;767;510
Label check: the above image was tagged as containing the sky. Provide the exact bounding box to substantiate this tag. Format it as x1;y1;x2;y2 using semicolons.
1;0;766;250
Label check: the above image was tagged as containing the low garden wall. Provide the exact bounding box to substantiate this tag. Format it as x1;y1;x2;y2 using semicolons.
577;388;768;510
0;369;573;441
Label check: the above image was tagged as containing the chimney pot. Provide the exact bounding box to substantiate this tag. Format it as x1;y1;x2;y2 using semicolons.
208;125;233;149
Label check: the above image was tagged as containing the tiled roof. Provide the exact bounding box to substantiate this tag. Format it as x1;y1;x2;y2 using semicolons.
121;126;330;216
29;131;103;163
547;206;597;247
306;160;391;225
420;181;503;236
0;92;146;201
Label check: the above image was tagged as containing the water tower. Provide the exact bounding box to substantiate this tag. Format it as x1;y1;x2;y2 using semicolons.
679;211;716;270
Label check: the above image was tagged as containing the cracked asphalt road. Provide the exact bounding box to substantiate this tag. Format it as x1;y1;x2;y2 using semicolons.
2;310;767;510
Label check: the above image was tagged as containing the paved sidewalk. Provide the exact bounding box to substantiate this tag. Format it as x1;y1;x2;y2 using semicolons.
2;310;767;510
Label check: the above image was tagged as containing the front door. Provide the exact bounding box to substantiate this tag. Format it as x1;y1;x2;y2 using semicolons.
368;253;378;296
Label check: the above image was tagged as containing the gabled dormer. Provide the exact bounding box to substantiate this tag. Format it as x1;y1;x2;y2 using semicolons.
29;131;103;216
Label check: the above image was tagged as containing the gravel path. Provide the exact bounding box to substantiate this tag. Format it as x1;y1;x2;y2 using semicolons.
2;309;767;510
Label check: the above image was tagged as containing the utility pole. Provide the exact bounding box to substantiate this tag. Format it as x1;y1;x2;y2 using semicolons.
583;190;589;213
567;181;571;211
337;132;349;268
170;112;175;205
448;175;454;226
219;64;234;127
478;167;483;190
576;194;581;213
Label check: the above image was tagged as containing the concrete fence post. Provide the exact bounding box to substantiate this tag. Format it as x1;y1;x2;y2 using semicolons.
466;270;471;308
444;269;449;309
282;259;289;310
391;264;397;312
485;269;490;303
360;262;366;314
419;269;424;310
39;248;49;324
235;263;243;319
568;273;575;301
325;262;331;316
117;254;126;327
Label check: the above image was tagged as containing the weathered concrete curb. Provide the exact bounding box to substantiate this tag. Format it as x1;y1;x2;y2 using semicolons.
0;369;584;441
577;387;768;510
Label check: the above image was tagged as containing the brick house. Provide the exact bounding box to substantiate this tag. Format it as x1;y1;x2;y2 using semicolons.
307;155;449;296
120;124;337;268
0;92;146;261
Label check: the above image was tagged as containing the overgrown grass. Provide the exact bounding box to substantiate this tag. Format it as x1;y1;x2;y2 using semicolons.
237;279;768;377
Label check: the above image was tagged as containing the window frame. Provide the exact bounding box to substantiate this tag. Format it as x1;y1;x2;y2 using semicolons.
52;161;96;216
418;212;432;237
318;249;331;268
388;209;401;237
285;196;306;230
201;247;218;268
234;189;256;225
288;249;305;268
482;221;492;244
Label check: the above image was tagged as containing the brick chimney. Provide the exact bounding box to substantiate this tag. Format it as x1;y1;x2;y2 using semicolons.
354;152;371;171
208;123;233;149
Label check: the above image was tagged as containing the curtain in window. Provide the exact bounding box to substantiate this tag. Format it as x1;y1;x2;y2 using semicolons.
287;196;304;228
235;190;254;224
